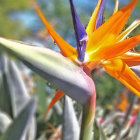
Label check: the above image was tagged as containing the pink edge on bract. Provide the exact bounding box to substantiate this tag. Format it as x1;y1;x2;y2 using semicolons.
129;115;137;126
84;82;96;126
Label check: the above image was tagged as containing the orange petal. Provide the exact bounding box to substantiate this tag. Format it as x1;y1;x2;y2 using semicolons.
86;0;102;37
86;0;138;51
112;0;119;15
88;34;140;61
117;96;129;112
32;1;77;59
83;61;100;74
116;88;129;112
117;19;140;41
44;90;64;117
121;52;140;66
103;58;140;97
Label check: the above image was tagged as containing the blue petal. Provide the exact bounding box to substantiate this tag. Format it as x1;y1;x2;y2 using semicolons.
96;0;106;29
69;0;88;62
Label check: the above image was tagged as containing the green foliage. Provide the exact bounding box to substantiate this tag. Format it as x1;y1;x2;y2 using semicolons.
0;0;30;39
92;71;124;106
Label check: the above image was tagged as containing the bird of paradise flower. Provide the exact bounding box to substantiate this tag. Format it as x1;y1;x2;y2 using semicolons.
0;0;140;139
35;0;140;117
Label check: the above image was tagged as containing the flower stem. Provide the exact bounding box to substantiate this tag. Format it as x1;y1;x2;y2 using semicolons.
80;92;96;140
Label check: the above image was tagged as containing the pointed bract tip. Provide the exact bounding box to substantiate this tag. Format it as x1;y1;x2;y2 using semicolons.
69;0;88;62
95;0;106;29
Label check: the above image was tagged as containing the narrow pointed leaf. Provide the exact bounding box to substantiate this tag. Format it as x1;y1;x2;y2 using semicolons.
0;37;94;104
103;58;140;97
0;55;13;118
62;96;79;140
45;90;64;116
69;0;87;62
53;102;63;116
1;98;36;140
87;0;138;51
36;75;47;114
132;110;140;140
1;56;36;140
4;56;31;117
33;1;77;59
27;118;36;140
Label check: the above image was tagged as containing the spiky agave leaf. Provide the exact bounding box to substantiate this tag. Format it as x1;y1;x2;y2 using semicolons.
1;55;31;117
0;55;13;118
1;98;36;140
0;55;36;140
62;96;80;140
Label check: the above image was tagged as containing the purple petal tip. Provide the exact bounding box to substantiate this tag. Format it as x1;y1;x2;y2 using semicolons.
69;0;88;62
96;0;106;29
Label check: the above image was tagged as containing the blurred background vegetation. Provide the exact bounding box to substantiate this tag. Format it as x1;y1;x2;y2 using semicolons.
1;0;140;139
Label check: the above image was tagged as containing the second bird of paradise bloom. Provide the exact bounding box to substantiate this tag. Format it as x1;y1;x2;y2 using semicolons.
33;0;140;115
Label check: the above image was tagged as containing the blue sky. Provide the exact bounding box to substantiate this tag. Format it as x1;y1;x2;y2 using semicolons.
11;0;137;32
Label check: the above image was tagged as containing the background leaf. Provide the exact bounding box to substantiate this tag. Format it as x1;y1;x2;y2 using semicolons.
132;110;140;140
94;120;107;140
2;55;31;117
1;97;37;140
0;55;36;140
0;111;12;135
62;96;80;140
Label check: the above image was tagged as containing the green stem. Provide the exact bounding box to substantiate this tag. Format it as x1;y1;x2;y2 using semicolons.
80;92;96;140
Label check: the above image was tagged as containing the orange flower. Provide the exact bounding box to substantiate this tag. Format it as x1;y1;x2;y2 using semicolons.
32;0;140;112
